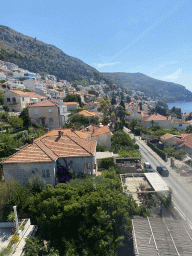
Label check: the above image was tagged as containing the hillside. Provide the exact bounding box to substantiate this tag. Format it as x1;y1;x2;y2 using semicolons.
102;72;192;102
0;25;102;83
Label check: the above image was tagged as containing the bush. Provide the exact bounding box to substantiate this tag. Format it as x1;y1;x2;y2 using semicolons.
9;117;23;129
100;157;115;169
0;246;13;256
96;144;109;152
147;141;166;159
27;173;46;194
8;234;19;247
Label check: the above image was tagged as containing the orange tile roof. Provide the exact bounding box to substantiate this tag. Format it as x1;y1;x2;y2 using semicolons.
2;134;96;164
91;125;111;137
28;99;57;108
41;128;90;139
141;114;170;121
178;134;192;149
63;102;79;105
10;90;45;98
78;110;99;117
160;133;174;141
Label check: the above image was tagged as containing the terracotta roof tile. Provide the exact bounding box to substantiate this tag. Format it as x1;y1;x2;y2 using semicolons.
78;110;99;117
91;125;111;137
10;90;45;98
28;99;57;108
40;128;90;139
63;102;79;105
160;133;174;141
141;114;170;121
2;133;96;164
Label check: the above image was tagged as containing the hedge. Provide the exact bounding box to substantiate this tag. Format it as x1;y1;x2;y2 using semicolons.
147;141;166;160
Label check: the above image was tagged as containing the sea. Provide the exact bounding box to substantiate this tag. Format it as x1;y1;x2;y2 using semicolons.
168;102;192;114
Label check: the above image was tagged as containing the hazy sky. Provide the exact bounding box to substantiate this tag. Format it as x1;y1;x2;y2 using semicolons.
1;0;192;90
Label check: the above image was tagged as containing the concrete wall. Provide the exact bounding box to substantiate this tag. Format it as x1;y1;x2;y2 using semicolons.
141;119;172;129
29;106;60;129
92;132;111;148
57;156;95;175
3;161;56;186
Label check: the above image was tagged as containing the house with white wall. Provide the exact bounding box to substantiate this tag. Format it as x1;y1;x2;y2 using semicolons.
1;130;97;186
4;90;46;112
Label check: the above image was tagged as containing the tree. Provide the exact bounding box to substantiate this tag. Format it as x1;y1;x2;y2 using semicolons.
0;180;30;221
119;100;125;110
139;102;142;110
186;124;192;133
63;94;82;107
27;172;150;255
9;116;23;129
27;173;46;195
19;107;31;127
150;120;155;127
111;97;117;105
2;105;9;112
88;89;99;97
0;91;4;105
98;99;112;125
126;95;131;103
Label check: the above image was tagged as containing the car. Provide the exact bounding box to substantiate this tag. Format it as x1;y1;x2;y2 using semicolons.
147;169;156;173
144;162;152;169
156;166;169;177
150;138;159;143
180;168;192;176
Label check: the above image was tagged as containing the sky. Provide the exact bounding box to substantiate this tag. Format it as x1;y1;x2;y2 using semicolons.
1;0;192;91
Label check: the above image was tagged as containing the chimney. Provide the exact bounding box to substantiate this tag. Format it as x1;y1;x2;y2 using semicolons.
30;137;34;144
45;128;49;133
58;131;63;137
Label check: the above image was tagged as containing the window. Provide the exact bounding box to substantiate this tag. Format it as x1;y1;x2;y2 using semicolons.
7;98;10;102
42;170;50;178
179;124;182;127
34;109;39;115
22;97;24;101
48;109;52;113
12;97;16;103
49;118;53;123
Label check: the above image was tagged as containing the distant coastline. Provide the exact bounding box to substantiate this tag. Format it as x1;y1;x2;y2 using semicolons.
168;102;192;113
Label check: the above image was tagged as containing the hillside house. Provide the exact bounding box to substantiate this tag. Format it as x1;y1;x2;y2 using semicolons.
141;114;172;129
87;125;112;148
1;130;97;186
28;99;70;129
127;109;147;121
160;133;178;148
4;90;46;112
63;102;80;111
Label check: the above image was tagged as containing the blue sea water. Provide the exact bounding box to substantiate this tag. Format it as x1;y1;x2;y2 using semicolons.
168;102;192;113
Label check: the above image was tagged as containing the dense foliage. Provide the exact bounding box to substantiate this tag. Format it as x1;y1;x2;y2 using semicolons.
63;114;99;129
0;180;30;221
63;94;82;107
112;130;140;157
147;141;166;160
26;171;150;255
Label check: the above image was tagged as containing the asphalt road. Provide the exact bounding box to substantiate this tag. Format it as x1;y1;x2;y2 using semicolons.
126;130;192;228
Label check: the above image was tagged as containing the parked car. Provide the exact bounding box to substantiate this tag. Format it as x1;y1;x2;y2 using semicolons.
150;138;159;143
180;168;192;176
156;166;169;177
147;169;156;173
144;162;152;169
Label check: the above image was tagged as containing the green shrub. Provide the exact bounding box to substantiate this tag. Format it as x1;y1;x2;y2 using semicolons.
147;141;166;160
96;144;109;152
100;157;115;169
8;234;19;247
0;246;13;256
27;173;46;194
